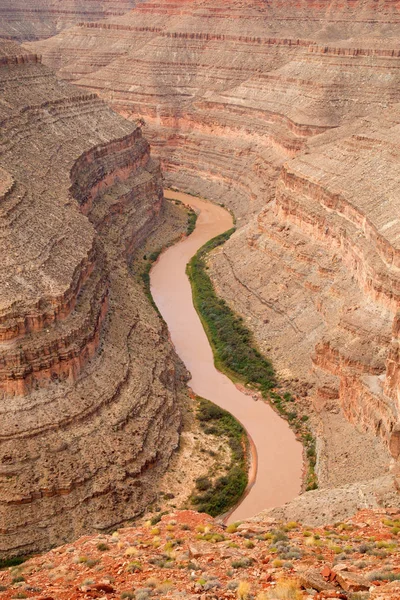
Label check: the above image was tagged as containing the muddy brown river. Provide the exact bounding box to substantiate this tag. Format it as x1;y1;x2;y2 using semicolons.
150;190;303;522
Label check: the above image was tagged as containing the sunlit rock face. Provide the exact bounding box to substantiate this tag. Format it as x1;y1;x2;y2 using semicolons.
0;39;184;557
27;0;400;484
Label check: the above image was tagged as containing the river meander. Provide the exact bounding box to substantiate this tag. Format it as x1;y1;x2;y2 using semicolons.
150;190;303;522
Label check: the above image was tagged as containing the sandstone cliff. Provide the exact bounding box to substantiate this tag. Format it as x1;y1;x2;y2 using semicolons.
26;0;400;497
0;38;186;558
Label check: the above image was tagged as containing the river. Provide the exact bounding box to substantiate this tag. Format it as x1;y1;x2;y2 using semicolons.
150;190;303;522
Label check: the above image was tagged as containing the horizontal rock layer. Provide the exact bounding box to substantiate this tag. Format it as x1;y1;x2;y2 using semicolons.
28;0;400;490
0;40;184;557
0;0;137;41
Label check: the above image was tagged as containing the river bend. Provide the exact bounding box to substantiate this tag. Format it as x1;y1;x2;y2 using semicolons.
150;190;303;522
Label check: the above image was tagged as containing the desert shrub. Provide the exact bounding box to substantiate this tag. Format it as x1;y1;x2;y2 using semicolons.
196;477;212;491
0;556;26;570
368;571;400;581
187;209;198;235
231;557;253;569
97;543;109;552
237;580;251;599
126;561;142;573
262;578;302;599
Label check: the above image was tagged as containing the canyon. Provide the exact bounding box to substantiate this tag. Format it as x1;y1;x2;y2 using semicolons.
26;0;400;500
0;0;400;579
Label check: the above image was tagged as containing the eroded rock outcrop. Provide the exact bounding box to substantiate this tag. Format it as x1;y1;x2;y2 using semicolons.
0;39;185;557
26;0;400;496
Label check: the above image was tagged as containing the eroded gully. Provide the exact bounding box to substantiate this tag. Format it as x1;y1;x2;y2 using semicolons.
150;190;303;522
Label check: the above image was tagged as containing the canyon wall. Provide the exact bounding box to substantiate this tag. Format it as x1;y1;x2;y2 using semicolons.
0;38;185;557
0;0;136;41
27;0;400;496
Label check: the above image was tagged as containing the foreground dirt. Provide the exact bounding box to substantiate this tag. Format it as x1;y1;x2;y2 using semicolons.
1;509;400;599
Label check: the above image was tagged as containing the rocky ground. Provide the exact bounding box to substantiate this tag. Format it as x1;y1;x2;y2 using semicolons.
1;509;400;599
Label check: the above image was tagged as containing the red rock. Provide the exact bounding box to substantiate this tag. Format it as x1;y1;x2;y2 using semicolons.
321;566;332;579
189;543;206;558
300;569;337;592
93;584;115;593
333;570;370;592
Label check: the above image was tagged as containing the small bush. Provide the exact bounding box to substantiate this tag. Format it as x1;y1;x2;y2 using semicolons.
196;477;212;491
126;561;142;573
150;514;162;526
97;543;109;552
0;556;27;570
231;557;253;569
135;588;152;600
187;210;198;236
237;580;251;599
263;578;302;599
227;581;239;590
368;571;400;581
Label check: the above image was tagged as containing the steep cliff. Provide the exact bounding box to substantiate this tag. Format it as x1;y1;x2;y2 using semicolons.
27;0;400;494
0;39;185;558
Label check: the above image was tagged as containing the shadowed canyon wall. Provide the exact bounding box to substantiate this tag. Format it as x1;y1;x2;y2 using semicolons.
0;38;185;557
27;0;400;497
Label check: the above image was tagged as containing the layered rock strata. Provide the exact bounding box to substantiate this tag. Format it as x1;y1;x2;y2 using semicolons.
0;39;185;557
27;0;400;495
0;0;136;42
